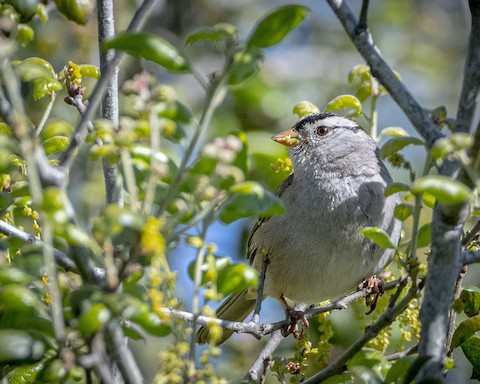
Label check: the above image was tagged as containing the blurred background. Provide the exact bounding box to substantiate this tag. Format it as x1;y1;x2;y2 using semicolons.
16;0;479;382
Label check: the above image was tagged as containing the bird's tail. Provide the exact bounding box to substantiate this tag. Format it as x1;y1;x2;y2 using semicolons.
197;287;258;345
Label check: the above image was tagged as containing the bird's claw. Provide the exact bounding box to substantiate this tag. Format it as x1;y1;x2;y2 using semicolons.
358;274;387;314
282;308;309;339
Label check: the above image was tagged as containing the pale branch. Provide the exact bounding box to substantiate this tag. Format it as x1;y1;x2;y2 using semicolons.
0;219;106;281
446;265;467;355
417;207;467;381
456;0;480;135
243;331;284;383
303;279;417;383
106;320;145;384
97;0;122;205
160;278;404;340
385;344;418;361
326;0;442;147
58;0;158;169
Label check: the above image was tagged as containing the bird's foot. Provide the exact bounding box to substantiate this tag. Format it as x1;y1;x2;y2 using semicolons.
358;273;389;314
282;308;309;339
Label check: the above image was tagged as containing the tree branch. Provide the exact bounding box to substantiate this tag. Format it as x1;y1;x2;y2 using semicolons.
417;204;467;381
455;0;480;134
58;0;158;169
242;331;284;383
161;278;404;340
98;0;122;205
302;279;417;383
0;219;106;281
326;0;442;147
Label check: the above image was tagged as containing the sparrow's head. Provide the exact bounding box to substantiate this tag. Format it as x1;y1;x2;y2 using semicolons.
272;113;379;175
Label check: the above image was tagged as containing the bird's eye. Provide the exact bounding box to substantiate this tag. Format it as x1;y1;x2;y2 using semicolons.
316;126;330;136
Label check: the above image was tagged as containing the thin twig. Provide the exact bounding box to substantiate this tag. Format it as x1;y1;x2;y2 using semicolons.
326;0;442;147
105;321;144;384
58;0;158;169
0;219;106;280
160;278;404;340
386;344;418;361
358;0;369;30
446;265;467;356
243;331;284;383
302;282;419;383
455;0;480;135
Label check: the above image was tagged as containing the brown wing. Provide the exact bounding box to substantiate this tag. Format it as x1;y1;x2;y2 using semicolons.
246;173;294;265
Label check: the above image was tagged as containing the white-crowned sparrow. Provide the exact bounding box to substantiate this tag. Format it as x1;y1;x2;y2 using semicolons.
197;112;401;344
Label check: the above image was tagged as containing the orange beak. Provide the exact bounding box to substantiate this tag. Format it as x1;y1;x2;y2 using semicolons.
271;129;300;147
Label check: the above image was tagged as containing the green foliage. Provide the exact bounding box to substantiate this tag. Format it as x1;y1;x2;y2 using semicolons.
359;227;397;249
247;5;310;48
0;1;479;383
104;32;191;73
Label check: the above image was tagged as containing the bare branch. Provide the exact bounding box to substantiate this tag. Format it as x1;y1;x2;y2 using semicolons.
105;321;144;384
58;0;158;169
326;0;442;147
358;0;369;30
0;219;106;281
160;278;405;340
455;0;480;134
243;331;284;383
303;280;417;383
98;0;122;205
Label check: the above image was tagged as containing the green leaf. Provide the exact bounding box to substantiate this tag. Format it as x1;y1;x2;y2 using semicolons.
411;176;472;205
394;203;414;221
247;5;310;48
54;0;93;25
12;57;56;80
217;263;258;296
451;315;480;349
461;336;480;378
104;32;190;73
6;361;44;383
77;303;111;336
188;256;232;285
40;119;74;141
33;77;62;100
347;348;390;377
292;101;320;118
380;126;410;138
0;285;42;316
129;311;171;337
219;181;284;224
348;64;371;84
0;330;45;364
417;222;431;248
380;137;424;159
431;133;473;161
385;182;410;197
4;0;39;22
228;47;264;85
42;136;69;155
17;24;34;46
186;23;236;45
359;227;397;249
78;64;101;79
325;94;362;115
385;355;416;384
460;286;480;317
